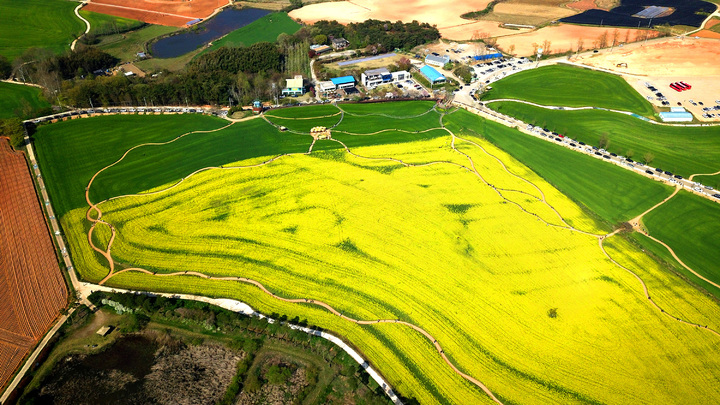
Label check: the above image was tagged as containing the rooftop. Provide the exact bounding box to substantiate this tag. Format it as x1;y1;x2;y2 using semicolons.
365;67;390;76
331;76;356;85
419;65;445;83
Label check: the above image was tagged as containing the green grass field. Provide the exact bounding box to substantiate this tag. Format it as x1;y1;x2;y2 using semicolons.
0;82;50;119
34;104;720;404
489;101;720;178
79;9;144;36
0;0;85;61
98;24;178;62
482;64;656;117
642;190;720;290
199;12;300;56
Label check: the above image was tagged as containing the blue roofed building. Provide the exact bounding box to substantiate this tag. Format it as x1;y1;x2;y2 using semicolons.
330;75;356;90
419;65;446;85
659;107;693;122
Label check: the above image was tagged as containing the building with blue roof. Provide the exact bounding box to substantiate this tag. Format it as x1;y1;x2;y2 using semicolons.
330;76;356;90
659;107;693;122
419;65;446;85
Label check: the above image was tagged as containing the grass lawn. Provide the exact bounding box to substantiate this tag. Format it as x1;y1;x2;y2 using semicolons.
444;109;673;225
0;82;50;119
482;64;656;117
642;190;720;290
199;12;300;57
489;101;720;178
79;9;144;36
0;0;85;61
98;24;178;62
34;103;720;405
33;114;227;219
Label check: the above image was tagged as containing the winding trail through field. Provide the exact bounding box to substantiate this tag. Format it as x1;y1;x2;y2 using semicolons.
483;98;720;127
81;105;720;405
70;2;92;52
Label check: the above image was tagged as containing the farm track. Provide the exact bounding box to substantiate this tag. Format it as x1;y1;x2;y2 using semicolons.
484;98;720;127
82;108;720;405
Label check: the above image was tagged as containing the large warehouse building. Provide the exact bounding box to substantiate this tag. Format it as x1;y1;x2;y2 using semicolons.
419;65;446;85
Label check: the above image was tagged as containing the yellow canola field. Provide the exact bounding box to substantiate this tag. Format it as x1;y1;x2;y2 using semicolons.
96;133;720;404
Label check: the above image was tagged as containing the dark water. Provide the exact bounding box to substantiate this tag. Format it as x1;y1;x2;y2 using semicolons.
33;335;159;404
151;8;271;59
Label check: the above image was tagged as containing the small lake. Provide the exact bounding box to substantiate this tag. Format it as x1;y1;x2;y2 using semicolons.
151;8;271;59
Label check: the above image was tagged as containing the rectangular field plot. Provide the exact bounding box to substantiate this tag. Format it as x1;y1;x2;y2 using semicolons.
0;138;67;392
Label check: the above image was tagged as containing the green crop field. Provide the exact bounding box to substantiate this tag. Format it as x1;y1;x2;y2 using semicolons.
642;190;720;289
0;0;85;61
79;9;144;36
0;82;50;119
34;103;720;404
98;24;178;62
482;64;656;117
200;12;300;56
489;101;720;178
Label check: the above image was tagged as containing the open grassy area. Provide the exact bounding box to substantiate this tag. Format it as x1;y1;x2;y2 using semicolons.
199;12;300;57
489;101;720;178
34;104;720;404
642;190;720;289
98;24;178;62
0;0;85;61
0;82;50;119
482;64;656;117
444;108;673;225
79;9;144;36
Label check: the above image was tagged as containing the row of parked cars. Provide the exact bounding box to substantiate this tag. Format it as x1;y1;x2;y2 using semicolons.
525;124;720;200
29;107;220;124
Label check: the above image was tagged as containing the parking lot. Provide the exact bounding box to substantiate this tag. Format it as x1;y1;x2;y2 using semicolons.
630;77;720;122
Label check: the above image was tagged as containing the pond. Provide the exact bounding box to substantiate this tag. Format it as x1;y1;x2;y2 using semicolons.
151;7;271;59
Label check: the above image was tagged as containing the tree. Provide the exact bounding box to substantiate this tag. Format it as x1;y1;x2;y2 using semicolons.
507;44;515;56
541;39;552;55
0;118;25;148
0;55;11;79
624;29;631;44
625;149;635;159
642;152;655;164
598;133;610;149
598;30;609;48
576;37;584;54
313;34;327;45
611;28;620;47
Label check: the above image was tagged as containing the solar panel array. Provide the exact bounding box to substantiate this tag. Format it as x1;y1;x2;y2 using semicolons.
634;6;669;19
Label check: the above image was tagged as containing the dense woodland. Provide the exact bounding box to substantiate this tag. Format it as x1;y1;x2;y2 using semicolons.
9;19;440;109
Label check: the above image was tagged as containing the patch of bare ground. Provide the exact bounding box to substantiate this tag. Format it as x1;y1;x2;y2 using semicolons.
146;343;243;405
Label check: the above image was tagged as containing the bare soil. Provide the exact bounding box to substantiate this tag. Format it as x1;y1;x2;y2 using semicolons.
85;0;229;27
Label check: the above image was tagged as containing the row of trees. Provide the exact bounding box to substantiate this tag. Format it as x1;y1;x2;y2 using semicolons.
312;19;440;51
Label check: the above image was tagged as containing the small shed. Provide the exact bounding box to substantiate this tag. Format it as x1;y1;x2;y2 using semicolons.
96;326;113;336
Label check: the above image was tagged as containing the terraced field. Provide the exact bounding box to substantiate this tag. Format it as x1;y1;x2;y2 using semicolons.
33;103;720;404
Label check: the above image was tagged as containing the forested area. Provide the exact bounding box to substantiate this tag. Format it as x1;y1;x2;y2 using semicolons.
9;19;439;109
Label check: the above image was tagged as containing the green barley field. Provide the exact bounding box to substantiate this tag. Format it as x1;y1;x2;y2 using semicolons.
0;81;51;119
199;12;301;56
0;0;85;61
489;101;720;178
481;64;656;117
79;9;144;36
34;103;720;404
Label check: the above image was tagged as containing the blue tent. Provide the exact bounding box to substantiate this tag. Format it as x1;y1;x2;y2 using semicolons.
419;65;446;83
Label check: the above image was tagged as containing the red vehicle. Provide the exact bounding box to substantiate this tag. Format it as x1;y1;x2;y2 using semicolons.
679;81;692;90
669;83;682;92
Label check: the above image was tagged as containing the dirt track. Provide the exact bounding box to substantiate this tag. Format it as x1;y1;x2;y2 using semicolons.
0;138;67;393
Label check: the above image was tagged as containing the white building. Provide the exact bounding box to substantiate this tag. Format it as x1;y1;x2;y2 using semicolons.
360;68;410;89
316;81;336;93
425;54;450;67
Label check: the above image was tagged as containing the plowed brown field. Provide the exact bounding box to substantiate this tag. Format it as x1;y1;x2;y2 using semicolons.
84;0;229;27
0;138;67;393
